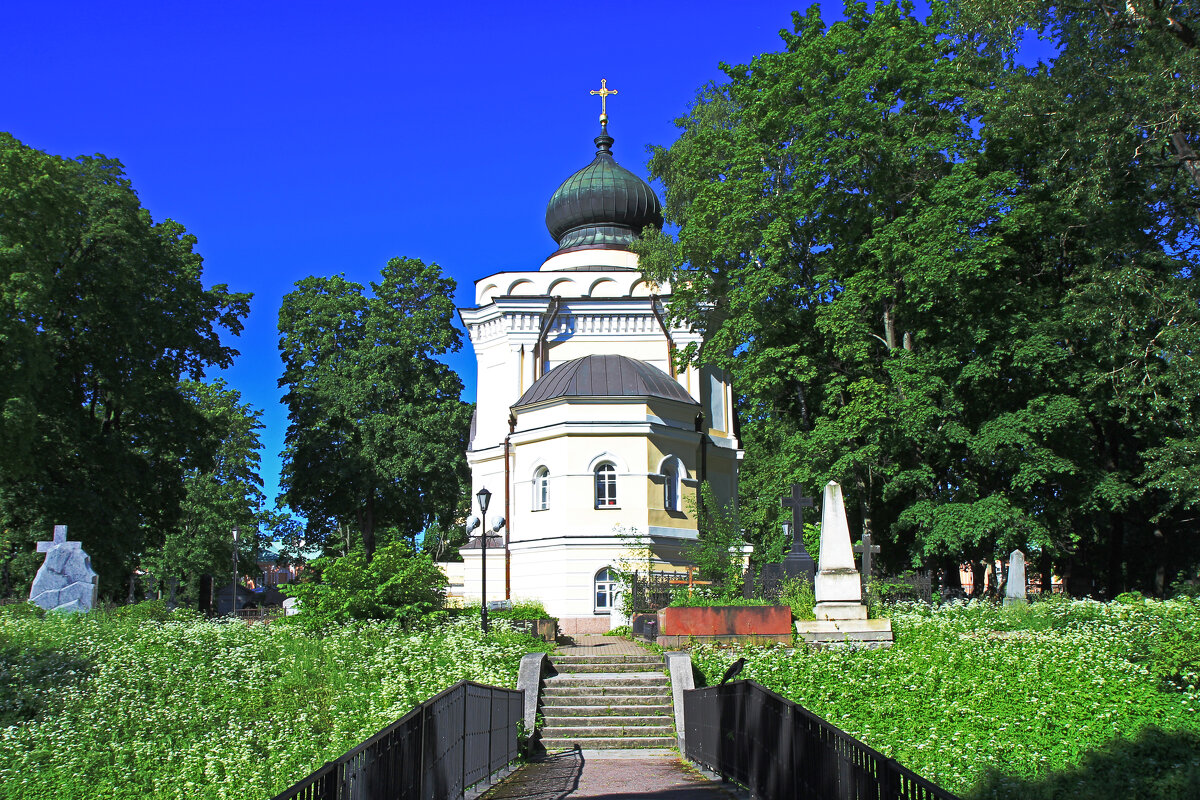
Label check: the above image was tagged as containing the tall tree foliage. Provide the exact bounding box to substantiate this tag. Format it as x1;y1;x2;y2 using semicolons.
141;379;266;603
638;0;1200;594
0;134;250;595
277;257;471;559
961;0;1200;594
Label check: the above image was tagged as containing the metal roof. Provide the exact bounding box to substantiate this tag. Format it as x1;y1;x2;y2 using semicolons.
513;354;696;408
544;128;662;253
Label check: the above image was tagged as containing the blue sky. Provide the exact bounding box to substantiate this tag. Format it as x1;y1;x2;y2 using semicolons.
9;1;1040;514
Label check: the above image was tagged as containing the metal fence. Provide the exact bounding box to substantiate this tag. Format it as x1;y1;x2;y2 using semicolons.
684;681;960;800
626;570;678;613
269;680;523;800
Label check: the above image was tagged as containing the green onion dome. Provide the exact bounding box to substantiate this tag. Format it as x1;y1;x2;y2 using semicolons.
544;125;663;255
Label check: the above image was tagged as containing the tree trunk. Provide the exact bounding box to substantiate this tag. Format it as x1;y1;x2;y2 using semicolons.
1106;512;1125;597
363;493;376;560
1039;551;1053;595
942;555;964;598
1154;528;1167;598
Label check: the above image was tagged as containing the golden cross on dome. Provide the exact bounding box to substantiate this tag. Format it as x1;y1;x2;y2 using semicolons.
590;79;618;121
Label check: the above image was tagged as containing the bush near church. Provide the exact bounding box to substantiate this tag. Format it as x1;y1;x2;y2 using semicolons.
281;541;446;627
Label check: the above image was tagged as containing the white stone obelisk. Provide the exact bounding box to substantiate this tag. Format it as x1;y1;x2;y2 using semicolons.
814;481;867;620
1004;549;1027;606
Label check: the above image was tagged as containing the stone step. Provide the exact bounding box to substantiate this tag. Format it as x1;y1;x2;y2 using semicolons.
549;662;662;676
552;654;661;664
542;685;670;698
544;673;667;686
543;714;672;728
552;661;661;674
543;704;672;718
540;735;677;750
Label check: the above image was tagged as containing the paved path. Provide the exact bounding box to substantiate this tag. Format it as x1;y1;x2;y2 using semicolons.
555;634;652;656
481;750;739;799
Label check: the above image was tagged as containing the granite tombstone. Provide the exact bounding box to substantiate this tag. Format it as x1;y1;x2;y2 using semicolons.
29;525;99;613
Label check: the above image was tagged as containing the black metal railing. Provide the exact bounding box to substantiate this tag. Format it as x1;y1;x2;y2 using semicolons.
627;570;680;613
684;681;960;800
269;680;523;800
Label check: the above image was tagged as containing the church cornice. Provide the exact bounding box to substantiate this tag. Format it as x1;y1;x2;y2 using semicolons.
461;295;699;345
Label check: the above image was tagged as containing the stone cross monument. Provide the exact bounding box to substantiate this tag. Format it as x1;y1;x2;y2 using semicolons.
30;525;99;613
779;483;816;580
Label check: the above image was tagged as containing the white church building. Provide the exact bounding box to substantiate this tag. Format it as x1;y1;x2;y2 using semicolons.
442;100;742;634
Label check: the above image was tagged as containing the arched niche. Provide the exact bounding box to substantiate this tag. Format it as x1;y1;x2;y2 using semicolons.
630;279;655;297
507;278;537;296
588;277;622;298
547;277;582;297
478;283;499;305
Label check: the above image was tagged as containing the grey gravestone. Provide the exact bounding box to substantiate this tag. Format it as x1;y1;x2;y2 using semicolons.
755;485;817;599
1004;549;1027;606
779;485;816;581
30;525;99;613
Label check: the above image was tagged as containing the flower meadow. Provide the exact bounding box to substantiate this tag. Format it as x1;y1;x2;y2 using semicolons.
0;607;548;800
692;596;1200;800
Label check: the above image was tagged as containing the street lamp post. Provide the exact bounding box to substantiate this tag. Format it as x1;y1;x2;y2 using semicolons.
231;526;240;615
476;487;491;633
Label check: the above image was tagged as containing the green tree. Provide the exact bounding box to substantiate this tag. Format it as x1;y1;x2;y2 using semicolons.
0;134;250;595
141;379;266;605
640;0;1200;594
638;1;1030;579
281;541;446;626
277;257;471;559
958;0;1200;593
685;482;747;600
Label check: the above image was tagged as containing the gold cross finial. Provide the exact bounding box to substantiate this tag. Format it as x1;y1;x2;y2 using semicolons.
590;79;618;122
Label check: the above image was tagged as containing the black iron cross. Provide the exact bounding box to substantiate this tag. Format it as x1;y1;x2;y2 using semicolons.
853;532;881;579
780;484;814;537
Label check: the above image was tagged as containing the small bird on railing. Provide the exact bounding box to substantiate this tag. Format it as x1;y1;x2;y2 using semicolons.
719;657;746;685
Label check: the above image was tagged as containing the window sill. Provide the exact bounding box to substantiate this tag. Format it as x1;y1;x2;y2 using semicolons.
531;507;548;512
595;506;622;510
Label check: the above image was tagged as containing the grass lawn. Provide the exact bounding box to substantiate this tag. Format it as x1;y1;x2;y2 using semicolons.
0;604;549;800
690;596;1200;800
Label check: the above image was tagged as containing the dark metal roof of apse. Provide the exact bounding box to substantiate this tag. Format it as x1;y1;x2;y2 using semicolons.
514;354;696;408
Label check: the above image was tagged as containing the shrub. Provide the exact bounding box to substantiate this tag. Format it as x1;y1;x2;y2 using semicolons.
111;599;201;623
683;483;747;601
281;542;445;627
780;576;815;620
668;589;770;607
456;599;555;621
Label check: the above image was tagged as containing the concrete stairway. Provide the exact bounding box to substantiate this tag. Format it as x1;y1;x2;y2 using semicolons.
539;652;675;750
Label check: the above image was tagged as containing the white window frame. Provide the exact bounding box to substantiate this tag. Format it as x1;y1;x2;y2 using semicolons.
532;467;549;511
663;458;681;512
594;463;618;508
594;567;618;613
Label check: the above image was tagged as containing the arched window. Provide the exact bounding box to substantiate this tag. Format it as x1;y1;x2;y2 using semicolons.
532;467;549;511
595;567;618;613
663;459;681;512
594;463;617;508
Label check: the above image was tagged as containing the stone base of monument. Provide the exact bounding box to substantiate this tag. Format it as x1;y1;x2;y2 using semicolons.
794;618;894;649
814;601;868;620
655;606;794;647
